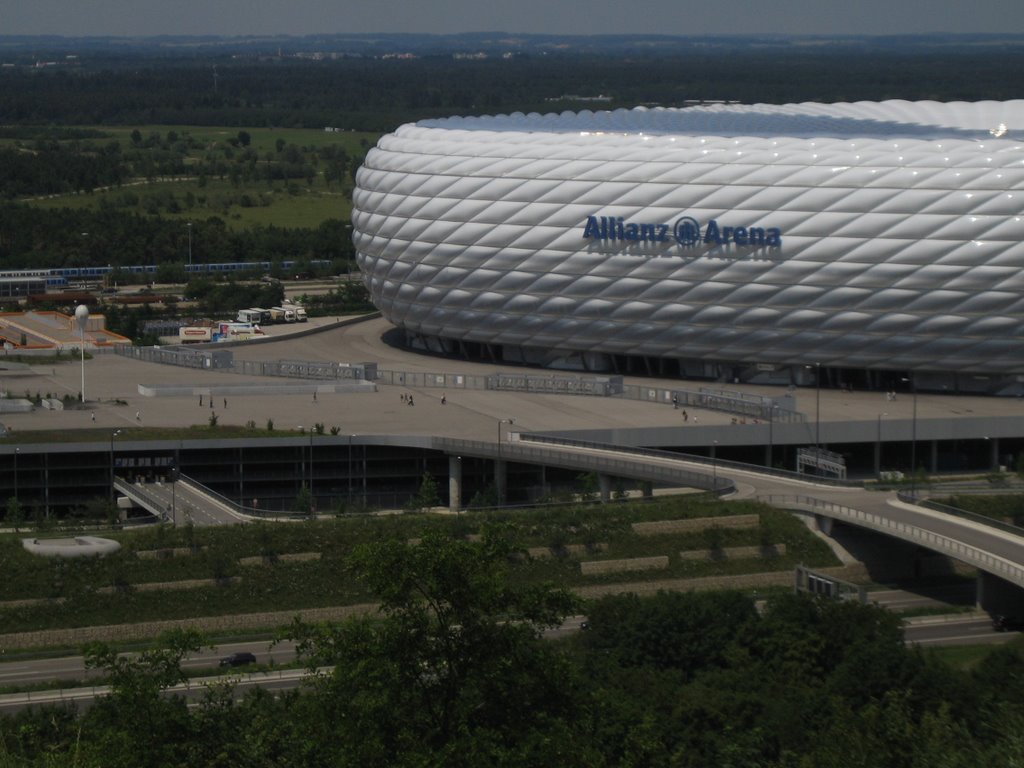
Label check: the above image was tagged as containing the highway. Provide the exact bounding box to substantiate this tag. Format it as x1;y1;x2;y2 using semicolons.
2;611;1019;715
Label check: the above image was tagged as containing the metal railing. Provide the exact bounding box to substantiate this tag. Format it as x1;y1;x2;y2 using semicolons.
758;494;1024;588
433;435;735;495
519;433;862;487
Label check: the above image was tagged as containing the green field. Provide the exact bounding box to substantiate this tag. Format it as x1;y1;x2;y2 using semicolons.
18;125;381;230
0;496;840;639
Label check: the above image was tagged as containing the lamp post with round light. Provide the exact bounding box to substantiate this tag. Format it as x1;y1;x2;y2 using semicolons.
75;305;89;403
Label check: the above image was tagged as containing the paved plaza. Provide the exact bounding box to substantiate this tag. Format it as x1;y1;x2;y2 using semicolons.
0;314;1021;447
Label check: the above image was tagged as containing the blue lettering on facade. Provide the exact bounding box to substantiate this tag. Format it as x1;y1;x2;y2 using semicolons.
584;213;782;251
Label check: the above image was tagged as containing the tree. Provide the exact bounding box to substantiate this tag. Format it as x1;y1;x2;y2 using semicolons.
285;531;582;766
406;470;441;513
81;629;207;767
5;496;24;531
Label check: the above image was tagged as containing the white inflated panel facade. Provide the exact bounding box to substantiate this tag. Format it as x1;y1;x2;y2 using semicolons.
352;101;1024;376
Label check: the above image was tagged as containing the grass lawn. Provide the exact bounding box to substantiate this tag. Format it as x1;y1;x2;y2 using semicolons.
20;125;381;229
0;496;841;637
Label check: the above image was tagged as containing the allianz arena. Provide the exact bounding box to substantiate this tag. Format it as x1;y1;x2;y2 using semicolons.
352;101;1024;392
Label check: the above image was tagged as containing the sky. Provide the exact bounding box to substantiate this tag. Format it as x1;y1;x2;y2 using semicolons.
2;0;1024;38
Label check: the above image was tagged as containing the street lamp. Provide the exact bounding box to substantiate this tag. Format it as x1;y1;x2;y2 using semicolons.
13;447;19;504
767;403;778;470
348;434;355;503
296;427;313;503
712;439;719;490
75;304;89;403
876;412;888;477
901;377;919;499
497;418;514;506
169;462;177;525
109;428;121;504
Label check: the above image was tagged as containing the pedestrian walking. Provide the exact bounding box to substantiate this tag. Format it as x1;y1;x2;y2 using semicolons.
223;397;227;409
441;394;446;405
135;410;141;421
682;409;688;422
672;394;678;409
199;395;203;407
408;396;414;406
90;411;95;422
313;390;317;403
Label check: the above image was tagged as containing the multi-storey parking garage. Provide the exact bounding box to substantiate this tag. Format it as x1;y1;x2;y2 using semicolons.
352;100;1024;394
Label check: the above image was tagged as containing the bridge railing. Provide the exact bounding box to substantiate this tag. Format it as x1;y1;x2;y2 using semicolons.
178;474;309;520
433;436;735;495
519;433;861;488
758;494;1024;589
917;497;1024;538
114;477;170;519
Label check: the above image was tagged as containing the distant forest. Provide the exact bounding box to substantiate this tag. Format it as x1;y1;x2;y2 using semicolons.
0;36;1022;278
2;43;1023;131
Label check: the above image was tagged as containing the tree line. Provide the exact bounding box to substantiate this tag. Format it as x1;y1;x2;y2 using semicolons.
1;50;1022;132
1;530;1021;767
0;206;354;269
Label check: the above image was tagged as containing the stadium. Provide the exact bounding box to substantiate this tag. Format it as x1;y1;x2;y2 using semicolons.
351;100;1024;395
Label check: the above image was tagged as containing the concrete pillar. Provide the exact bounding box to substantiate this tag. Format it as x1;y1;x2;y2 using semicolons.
990;438;1000;470
495;459;507;506
976;570;1024;614
598;473;612;503
448;455;462;513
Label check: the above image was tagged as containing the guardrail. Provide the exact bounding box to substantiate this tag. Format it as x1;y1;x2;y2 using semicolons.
113;477;169;518
519;433;862;488
178;474;308;521
0;667;319;712
918;498;1024;538
433;435;735;495
758;494;1024;588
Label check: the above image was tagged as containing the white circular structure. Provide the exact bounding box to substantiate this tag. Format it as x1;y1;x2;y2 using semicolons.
352;101;1024;385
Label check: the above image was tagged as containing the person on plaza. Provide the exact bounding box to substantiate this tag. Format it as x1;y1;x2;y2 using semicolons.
441;394;446;405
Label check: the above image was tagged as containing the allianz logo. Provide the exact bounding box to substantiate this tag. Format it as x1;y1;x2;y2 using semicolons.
582;214;782;249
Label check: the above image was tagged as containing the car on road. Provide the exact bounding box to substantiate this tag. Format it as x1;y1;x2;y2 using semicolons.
991;614;1024;632
219;651;257;668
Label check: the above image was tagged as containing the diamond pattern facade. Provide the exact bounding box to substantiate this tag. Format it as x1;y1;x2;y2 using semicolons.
352;101;1024;375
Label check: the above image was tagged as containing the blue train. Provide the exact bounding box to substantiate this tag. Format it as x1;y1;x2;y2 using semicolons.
1;261;333;289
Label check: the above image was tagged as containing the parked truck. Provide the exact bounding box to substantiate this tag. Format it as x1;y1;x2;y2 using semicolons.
237;308;265;324
179;326;213;343
284;303;308;322
214;322;264;341
271;306;296;323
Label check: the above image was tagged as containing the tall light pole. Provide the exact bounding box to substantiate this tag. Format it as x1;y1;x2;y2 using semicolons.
901;377;919;499
296;427;313;505
497;418;514;506
109;428;121;504
876;412;887;477
348;434;354;503
75;305;89;403
169;462;177;525
767;403;777;470
712;439;719;490
910;381;918;500
186;222;193;269
13;447;19;504
814;362;821;456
